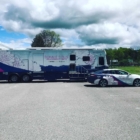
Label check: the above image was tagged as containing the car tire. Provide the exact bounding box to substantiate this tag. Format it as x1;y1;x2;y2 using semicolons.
22;74;31;82
99;79;108;87
133;79;140;87
9;74;19;83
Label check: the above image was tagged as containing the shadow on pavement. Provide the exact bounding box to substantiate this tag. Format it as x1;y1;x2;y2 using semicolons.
84;84;134;88
0;79;87;84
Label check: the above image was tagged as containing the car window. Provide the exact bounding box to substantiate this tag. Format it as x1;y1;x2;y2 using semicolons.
115;70;128;75
94;70;103;74
109;70;115;74
102;70;115;74
119;70;128;75
102;71;108;74
114;70;120;74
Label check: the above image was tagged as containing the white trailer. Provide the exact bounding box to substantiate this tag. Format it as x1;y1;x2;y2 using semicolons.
0;48;108;82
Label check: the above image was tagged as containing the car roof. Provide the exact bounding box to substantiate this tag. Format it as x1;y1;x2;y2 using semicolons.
103;69;121;71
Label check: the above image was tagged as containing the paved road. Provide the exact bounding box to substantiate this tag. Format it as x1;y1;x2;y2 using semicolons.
0;81;140;140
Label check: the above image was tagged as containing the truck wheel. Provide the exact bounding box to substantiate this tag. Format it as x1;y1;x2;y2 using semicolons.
99;79;108;87
22;74;31;82
9;74;19;83
133;79;140;87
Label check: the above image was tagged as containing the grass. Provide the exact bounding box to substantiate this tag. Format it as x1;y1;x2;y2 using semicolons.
110;66;140;75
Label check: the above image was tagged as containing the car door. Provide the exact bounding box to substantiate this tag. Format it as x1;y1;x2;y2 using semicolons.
102;70;115;85
108;70;118;85
114;70;129;84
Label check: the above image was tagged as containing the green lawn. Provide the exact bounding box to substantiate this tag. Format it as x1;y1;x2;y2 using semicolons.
110;66;140;75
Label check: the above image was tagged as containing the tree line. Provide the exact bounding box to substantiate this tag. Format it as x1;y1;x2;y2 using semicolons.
105;48;140;66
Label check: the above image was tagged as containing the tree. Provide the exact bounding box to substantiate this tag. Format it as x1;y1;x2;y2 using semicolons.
116;47;124;61
105;49;115;64
31;30;62;47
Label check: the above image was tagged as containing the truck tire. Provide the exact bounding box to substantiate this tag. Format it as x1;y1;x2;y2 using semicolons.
22;74;31;82
9;74;19;83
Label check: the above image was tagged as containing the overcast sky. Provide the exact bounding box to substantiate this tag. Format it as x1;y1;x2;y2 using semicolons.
0;0;140;49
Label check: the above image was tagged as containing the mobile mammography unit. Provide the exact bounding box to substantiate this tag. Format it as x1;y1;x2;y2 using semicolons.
0;48;108;82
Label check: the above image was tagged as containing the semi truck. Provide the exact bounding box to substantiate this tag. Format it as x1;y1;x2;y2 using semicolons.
0;47;108;82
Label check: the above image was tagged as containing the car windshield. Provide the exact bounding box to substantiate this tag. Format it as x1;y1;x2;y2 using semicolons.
93;70;104;74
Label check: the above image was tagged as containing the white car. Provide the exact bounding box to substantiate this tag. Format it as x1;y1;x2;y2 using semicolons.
87;69;140;87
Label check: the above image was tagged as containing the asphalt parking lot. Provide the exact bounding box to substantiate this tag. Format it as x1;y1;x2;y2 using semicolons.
0;81;140;140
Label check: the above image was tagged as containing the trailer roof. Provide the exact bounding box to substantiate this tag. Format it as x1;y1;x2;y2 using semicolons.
0;47;105;51
26;47;102;50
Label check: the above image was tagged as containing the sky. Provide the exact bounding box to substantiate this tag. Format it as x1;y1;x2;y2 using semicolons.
0;0;140;49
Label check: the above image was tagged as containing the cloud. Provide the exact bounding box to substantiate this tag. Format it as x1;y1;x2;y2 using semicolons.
76;23;126;45
2;1;116;30
0;38;31;49
76;22;140;48
31;9;116;29
0;0;140;49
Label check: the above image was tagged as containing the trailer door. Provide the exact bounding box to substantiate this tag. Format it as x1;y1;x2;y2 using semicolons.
32;53;44;71
69;52;88;79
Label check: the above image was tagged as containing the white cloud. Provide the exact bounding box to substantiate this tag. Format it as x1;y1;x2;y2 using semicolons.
0;38;31;49
0;0;140;49
76;22;140;48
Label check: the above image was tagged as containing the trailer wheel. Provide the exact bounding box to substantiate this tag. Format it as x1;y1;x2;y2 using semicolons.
9;74;19;83
22;74;31;82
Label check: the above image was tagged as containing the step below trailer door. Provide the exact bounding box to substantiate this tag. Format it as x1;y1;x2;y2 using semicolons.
32;53;44;71
69;54;87;79
69;63;80;78
69;64;87;79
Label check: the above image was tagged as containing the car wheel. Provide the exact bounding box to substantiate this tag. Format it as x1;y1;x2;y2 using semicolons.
99;79;108;87
22;74;31;82
9;74;19;83
133;79;140;87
